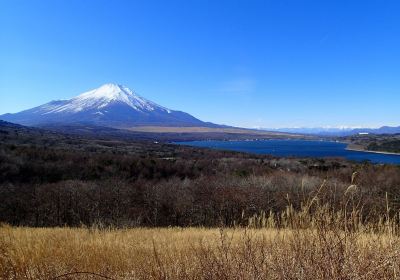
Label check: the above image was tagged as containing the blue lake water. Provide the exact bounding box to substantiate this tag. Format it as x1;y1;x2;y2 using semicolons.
176;140;400;165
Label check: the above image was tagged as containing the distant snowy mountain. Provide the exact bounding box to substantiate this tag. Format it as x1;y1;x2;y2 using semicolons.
0;83;217;128
266;126;400;136
266;127;355;136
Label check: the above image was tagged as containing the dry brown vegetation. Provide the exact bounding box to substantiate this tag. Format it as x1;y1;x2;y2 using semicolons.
1;226;400;279
2;122;400;279
2;188;400;280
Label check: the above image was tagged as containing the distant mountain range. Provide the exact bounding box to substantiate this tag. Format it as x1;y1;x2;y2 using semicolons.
266;126;400;136
2;83;398;138
0;83;219;128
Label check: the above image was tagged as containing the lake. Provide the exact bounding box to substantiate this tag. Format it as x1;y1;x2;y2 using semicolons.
176;140;400;165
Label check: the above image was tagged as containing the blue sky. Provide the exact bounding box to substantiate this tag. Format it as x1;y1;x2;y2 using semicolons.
1;0;399;128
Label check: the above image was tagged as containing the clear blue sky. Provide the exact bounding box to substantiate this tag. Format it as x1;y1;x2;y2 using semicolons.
1;0;399;128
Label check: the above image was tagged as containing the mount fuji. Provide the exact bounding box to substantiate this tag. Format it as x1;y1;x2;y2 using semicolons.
0;83;217;128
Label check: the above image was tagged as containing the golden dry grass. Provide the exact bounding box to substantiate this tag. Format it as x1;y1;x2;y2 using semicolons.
2;175;400;279
1;225;400;280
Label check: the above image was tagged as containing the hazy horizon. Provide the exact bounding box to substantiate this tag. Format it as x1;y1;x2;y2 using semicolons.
1;1;400;128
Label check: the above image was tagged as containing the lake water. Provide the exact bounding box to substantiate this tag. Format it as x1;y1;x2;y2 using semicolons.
177;140;400;165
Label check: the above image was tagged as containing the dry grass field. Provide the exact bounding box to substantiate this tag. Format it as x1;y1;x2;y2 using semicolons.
2;208;400;280
1;123;400;279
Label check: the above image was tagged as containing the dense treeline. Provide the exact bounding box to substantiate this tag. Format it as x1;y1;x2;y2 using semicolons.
368;139;400;153
345;132;400;153
1;122;400;227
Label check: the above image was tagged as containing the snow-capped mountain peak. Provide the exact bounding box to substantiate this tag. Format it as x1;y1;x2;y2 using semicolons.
44;83;170;114
0;83;209;127
77;83;131;102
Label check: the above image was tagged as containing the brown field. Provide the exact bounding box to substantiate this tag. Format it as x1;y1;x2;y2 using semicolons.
1;123;400;279
2;210;400;280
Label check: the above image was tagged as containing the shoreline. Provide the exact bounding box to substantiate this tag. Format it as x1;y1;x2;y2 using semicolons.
346;147;400;156
175;139;400;157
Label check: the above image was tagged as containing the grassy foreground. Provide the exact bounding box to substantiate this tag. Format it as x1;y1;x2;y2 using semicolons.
1;225;400;280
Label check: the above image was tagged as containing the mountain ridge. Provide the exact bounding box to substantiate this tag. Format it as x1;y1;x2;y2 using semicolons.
0;83;218;128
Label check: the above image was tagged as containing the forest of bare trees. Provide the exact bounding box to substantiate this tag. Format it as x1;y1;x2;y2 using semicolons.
1;122;400;228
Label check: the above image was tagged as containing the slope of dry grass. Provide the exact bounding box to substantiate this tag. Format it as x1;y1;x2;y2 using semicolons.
1;220;400;279
2;174;400;279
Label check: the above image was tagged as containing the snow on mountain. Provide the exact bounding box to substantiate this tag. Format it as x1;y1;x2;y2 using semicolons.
0;83;213;128
265;127;355;136
42;83;171;115
264;126;400;136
